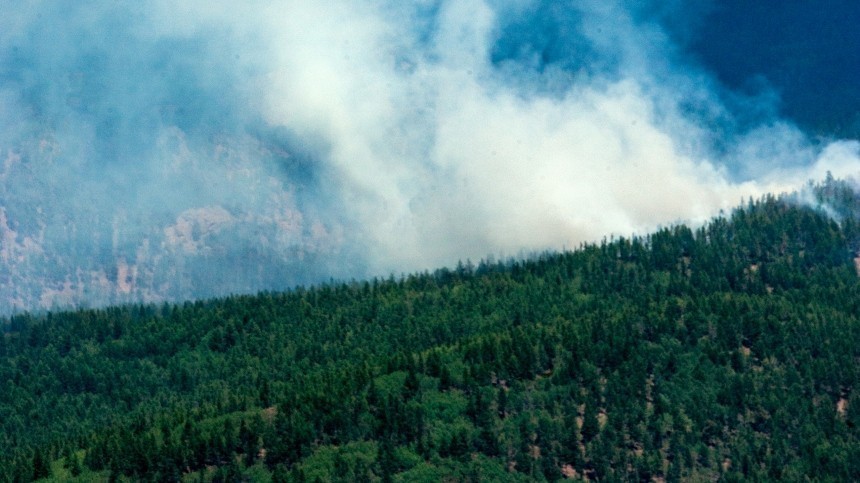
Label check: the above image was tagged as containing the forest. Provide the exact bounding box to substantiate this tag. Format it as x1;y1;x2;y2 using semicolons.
1;177;860;482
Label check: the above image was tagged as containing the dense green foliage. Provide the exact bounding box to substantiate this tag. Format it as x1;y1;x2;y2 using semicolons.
2;178;860;482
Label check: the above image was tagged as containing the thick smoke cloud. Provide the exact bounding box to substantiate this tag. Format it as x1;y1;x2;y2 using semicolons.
1;1;858;313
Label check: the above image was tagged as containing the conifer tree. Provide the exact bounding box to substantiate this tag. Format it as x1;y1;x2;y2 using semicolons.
32;447;51;480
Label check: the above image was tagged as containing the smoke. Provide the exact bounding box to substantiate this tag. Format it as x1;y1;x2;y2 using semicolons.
1;0;858;312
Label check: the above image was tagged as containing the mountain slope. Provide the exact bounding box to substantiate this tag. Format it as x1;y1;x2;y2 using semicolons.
0;131;356;313
2;178;860;482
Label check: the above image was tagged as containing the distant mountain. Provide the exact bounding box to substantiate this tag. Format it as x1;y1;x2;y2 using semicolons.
0;130;358;314
2;178;859;481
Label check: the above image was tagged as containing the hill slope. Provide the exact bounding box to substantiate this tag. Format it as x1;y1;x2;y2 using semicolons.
2;178;860;482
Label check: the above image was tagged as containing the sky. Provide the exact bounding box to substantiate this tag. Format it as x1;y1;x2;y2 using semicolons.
1;0;859;312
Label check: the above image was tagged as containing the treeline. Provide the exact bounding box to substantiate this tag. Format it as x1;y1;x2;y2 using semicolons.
1;178;860;481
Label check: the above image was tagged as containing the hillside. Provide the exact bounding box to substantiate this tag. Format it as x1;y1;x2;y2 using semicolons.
2;178;860;482
0;131;354;313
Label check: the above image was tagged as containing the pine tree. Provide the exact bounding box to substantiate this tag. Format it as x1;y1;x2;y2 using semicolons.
377;438;397;483
32;448;51;480
582;404;600;444
64;448;83;477
403;368;420;399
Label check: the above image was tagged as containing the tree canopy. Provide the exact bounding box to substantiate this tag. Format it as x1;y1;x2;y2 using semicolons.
2;177;860;482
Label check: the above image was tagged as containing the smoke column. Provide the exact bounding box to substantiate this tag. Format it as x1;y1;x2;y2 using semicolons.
1;0;858;313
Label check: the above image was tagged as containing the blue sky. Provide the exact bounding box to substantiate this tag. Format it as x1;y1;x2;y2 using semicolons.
0;0;858;312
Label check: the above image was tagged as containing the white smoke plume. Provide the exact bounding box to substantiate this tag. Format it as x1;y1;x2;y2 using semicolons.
0;0;858;312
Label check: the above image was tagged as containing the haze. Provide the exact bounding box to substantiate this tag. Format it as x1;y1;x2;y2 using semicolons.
1;0;858;312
